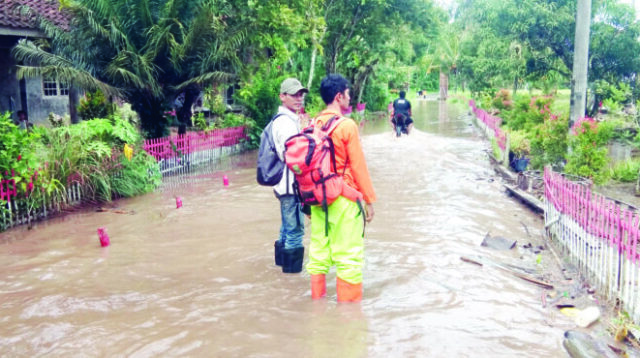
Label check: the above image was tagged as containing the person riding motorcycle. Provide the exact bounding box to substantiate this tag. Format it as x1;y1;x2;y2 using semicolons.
390;91;413;136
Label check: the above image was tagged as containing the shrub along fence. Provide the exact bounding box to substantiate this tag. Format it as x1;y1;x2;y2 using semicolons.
469;100;509;163
545;167;640;320
143;126;247;176
1;126;248;231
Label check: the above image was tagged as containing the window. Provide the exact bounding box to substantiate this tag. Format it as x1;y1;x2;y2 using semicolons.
59;82;69;96
42;79;69;96
43;79;57;96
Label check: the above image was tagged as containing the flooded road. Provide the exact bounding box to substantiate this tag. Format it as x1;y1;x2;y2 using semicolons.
0;99;567;357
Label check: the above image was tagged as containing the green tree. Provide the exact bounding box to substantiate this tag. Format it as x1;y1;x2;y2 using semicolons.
454;0;640;97
322;0;439;103
13;0;244;138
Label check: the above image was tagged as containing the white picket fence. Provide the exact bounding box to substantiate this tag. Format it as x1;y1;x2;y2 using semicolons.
1;127;249;232
544;168;640;321
1;182;83;231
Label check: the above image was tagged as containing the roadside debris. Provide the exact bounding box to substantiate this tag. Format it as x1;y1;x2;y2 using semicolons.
481;233;516;250
460;255;553;290
563;330;619;358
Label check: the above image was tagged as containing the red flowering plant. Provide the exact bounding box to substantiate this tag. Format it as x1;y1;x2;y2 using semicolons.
491;89;513;111
529;113;569;170
0;112;42;199
502;95;554;132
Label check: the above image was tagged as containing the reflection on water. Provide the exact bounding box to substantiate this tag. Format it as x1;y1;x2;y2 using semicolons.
0;98;565;357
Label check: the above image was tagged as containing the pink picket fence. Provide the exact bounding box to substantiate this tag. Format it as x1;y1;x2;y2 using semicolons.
143;126;247;175
143;126;247;160
469;100;507;151
544;167;640;320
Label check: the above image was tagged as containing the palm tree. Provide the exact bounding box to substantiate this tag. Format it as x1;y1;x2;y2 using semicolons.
12;0;245;138
420;25;460;101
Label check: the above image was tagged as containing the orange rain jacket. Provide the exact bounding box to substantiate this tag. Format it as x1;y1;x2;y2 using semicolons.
314;110;377;205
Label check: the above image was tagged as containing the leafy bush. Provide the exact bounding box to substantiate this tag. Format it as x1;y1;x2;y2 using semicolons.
505;95;554;131
564;118;613;184
78;90;114;121
362;79;393;112
204;89;227;117
602;98;622;113
594;80;632;105
236;64;286;131
610;159;640;183
110;150;161;198
508;130;530;157
36;116;156;202
529;115;569;170
193;112;208;131
492;89;513;111
303;93;325;118
0;112;42;194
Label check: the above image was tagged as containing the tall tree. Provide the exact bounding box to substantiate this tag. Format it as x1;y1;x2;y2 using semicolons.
322;0;439;103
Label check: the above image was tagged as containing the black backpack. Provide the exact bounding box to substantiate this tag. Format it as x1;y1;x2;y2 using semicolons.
256;114;285;186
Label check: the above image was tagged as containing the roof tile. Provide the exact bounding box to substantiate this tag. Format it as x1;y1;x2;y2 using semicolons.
0;0;69;31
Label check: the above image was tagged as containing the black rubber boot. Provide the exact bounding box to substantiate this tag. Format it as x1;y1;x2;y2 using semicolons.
274;240;284;266
282;247;304;273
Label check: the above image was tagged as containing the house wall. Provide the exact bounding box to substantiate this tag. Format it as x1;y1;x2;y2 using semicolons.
25;77;69;125
0;38;70;127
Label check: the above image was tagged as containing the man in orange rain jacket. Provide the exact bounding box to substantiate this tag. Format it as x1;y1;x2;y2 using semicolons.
307;74;376;302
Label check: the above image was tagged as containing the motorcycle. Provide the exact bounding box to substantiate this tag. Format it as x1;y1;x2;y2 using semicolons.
391;113;410;137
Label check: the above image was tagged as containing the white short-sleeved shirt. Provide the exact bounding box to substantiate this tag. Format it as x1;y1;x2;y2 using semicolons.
271;106;301;196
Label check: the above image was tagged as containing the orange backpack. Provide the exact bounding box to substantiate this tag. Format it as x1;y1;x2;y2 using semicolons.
284;116;363;234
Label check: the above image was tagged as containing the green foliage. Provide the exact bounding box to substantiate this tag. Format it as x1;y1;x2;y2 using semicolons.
204;89;227;118
110;151;161;198
361;78;392;112
303;93;326;118
602;98;622;113
492;89;513;111
529;115;569;170
490;137;502;160
565;118;613;185
608;310;640;343
503;95;554;132
217;112;255;129
508;130;530;156
0;111;42;195
78;90;114;121
454;0;640;100
610;159;640;183
236;64;285;131
193;112;208;131
36;115;147;202
594;80;633;105
13;0;245;138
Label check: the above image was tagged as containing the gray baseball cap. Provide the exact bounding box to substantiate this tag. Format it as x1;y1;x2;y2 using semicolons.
280;78;308;95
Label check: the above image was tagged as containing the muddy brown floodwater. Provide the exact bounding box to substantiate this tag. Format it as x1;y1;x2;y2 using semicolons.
0;99;572;357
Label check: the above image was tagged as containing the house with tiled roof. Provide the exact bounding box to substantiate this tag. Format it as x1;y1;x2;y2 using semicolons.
0;0;71;125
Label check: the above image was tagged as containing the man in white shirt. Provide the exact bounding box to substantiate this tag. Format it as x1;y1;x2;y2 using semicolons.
272;78;308;273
